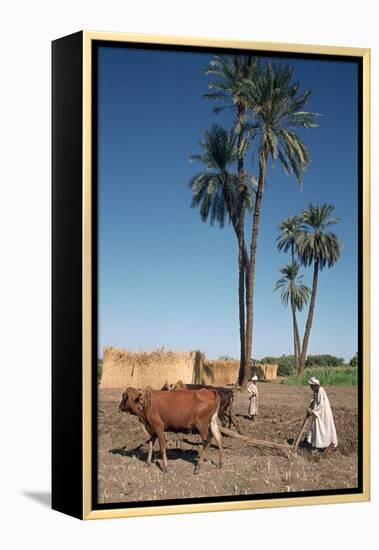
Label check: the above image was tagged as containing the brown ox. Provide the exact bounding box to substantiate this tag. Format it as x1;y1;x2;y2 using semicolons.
161;380;241;434
119;387;223;473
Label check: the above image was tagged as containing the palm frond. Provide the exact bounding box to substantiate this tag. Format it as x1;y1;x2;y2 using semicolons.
188;125;241;229
244;60;319;185
296;204;343;270
274;261;311;310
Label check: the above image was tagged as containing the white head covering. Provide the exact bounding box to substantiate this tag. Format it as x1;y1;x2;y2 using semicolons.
251;375;258;381
308;376;320;386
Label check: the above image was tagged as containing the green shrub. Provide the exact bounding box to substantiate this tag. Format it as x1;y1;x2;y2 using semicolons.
349;352;358;367
258;354;350;379
288;366;358;386
259;356;278;365
305;354;345;368
277;355;296;376
259;355;296;376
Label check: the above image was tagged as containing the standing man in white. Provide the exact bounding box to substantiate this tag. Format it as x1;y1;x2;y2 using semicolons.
247;375;259;421
306;376;338;451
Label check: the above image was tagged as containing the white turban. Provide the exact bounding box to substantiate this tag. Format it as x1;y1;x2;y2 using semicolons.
308;376;320;386
251;375;258;381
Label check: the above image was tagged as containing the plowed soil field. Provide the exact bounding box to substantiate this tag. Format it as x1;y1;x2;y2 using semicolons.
97;384;358;504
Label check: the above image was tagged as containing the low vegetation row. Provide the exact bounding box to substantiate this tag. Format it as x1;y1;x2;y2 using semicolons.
259;353;358;377
287;366;358;386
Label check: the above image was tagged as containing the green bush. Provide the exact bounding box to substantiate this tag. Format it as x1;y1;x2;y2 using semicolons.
305;354;345;368
288;366;358;386
349;352;358;367
277;355;296;376
259;356;278;365
258;354;349;379
259;355;296;376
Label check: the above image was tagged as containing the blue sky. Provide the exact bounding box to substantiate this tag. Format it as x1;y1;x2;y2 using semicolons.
98;46;358;362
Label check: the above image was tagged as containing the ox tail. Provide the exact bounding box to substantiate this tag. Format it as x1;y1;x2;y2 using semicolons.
210;390;223;469
211;389;221;420
226;390;241;433
228;391;234;425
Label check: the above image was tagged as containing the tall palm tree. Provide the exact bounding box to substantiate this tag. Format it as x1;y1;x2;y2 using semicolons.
296;204;342;375
277;215;301;263
274;262;311;373
189;125;254;341
243;62;319;386
205;55;258;380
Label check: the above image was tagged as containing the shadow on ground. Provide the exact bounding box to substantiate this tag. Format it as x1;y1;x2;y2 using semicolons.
22;491;51;508
110;445;199;467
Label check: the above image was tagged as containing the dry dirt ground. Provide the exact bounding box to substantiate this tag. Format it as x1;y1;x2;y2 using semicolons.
97;383;358;504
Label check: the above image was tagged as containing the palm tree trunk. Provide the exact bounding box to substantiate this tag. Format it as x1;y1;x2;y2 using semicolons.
293;309;301;374
290;298;298;372
222;174;249;379
245;261;249;360
243;146;268;387
290;249;301;372
299;260;319;375
236;103;246;385
295;324;301;373
238;226;246;381
222;183;249;267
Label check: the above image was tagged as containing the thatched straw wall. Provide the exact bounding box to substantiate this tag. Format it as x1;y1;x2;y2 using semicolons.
200;362;278;384
201;360;240;385
100;347;278;389
100;347;203;389
251;364;278;381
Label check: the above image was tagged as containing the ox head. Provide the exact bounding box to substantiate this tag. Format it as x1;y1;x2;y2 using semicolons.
118;387;144;415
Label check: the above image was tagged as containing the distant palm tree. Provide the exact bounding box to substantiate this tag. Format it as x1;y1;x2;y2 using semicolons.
274;262;311;373
277;216;301;263
243;62;319;386
205;56;258;378
296;204;342;375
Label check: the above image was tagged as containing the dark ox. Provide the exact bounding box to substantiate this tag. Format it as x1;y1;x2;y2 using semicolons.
119;387;223;473
161;380;241;434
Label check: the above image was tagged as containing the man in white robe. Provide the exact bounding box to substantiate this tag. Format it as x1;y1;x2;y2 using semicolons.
306;376;338;450
247;375;259;421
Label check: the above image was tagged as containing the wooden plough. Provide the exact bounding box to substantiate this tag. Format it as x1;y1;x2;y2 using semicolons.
219;414;310;457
